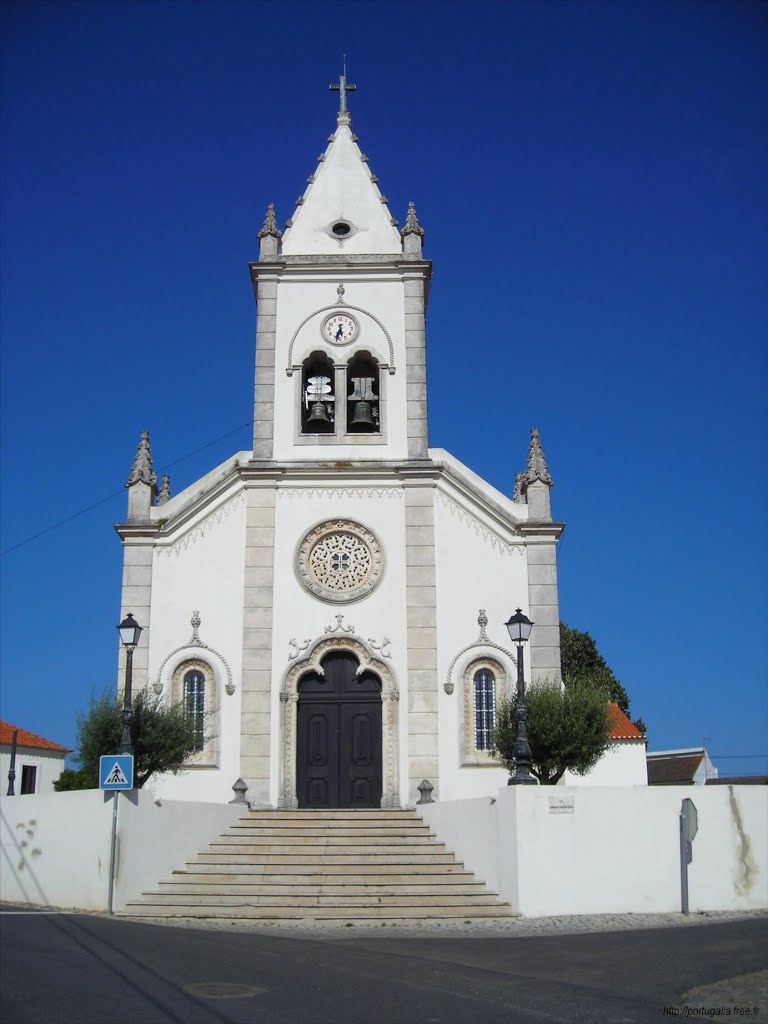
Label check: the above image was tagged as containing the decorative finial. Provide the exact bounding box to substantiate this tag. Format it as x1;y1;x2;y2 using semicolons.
157;474;171;505
478;610;489;641
524;427;553;486
329;56;357;121
125;431;157;488
512;472;526;504
257;202;282;239
336;282;346;305
191;611;201;642
401;201;424;238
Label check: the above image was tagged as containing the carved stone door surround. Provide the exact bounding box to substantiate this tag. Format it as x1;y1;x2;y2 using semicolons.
280;634;399;808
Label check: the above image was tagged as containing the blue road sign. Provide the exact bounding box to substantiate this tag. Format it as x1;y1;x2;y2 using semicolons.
99;754;134;790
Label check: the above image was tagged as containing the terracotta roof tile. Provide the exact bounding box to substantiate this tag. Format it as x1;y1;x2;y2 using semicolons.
0;721;71;753
607;703;645;741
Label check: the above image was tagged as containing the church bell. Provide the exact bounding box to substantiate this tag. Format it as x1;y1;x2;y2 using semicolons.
306;400;332;430
349;400;375;430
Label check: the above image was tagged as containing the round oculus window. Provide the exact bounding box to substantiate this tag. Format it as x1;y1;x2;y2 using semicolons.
329;220;354;239
295;519;384;604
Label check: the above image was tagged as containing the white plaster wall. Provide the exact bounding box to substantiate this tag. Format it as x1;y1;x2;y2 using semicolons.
273;276;408;461
113;793;240;910
420;785;768;917
0;749;66;794
565;742;648;786
148;485;247;802
433;488;529;801
0;790;113;910
0;789;241;911
269;483;409;806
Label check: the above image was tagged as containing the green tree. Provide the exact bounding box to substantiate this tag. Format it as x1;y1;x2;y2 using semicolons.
560;621;645;735
56;689;200;790
492;681;611;785
53;766;93;792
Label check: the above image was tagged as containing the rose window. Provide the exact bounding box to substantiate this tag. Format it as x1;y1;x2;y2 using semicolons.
296;520;384;604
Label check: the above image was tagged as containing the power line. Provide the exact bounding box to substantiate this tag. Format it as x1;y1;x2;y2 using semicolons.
1;420;253;557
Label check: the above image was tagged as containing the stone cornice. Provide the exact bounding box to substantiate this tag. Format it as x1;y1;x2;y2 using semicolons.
114;522;161;541
517;520;566;541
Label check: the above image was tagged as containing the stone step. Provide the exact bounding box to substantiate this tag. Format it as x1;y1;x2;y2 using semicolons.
122;902;512;920
158;881;491;897
179;862;469;877
236;811;418;820
143;892;503;907
210;836;441;848
194;852;457;865
227;825;434;837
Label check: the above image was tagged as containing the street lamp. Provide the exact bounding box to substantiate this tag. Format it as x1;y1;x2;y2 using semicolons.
504;608;537;785
117;613;142;755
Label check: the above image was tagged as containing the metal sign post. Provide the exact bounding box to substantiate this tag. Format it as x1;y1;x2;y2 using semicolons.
679;797;698;915
100;755;134;913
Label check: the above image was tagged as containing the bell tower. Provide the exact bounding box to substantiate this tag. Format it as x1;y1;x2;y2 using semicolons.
249;72;431;463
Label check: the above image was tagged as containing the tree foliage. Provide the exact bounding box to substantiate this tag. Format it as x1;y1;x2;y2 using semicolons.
492;681;611;785
560;621;645;735
56;689;200;790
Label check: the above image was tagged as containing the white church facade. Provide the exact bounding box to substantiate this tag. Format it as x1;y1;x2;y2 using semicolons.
115;80;565;808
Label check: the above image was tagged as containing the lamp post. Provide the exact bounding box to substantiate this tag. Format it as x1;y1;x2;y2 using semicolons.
117;613;142;756
504;608;537;785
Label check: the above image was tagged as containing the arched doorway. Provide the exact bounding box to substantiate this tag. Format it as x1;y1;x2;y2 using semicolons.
296;651;382;808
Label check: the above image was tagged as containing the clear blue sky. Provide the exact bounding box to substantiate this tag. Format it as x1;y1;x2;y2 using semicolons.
2;0;766;777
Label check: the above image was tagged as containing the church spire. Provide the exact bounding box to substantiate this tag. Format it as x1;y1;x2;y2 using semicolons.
523;427;553;520
126;430;157;488
125;430;157;522
257;202;282;260
401;201;425;258
524;427;553;486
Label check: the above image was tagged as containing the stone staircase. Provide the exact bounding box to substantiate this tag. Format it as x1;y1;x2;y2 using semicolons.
120;809;514;923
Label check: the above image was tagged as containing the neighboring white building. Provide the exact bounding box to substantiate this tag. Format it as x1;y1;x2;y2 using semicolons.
565;703;647;786
647;747;719;786
0;721;70;794
115;79;567;809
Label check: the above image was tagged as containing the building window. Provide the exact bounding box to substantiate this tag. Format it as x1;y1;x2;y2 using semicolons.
473;669;495;750
20;765;37;794
171;658;217;766
462;657;506;766
184;669;206;752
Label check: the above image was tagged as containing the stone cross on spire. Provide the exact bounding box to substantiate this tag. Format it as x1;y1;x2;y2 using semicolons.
329;57;356;118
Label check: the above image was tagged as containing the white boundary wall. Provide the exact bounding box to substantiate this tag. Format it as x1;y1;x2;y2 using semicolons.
419;785;767;917
0;790;239;912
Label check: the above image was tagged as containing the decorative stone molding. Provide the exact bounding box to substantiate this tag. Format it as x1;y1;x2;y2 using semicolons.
280;635;399;808
461;656;507;767
295;519;385;605
156;491;246;558
285;300;395;373
446;610;517;695
170;657;219;766
277;487;402;502
435;491;521;556
152;611;235;697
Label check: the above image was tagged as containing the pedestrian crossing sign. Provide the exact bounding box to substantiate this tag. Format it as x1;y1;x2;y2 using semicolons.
99;755;134;790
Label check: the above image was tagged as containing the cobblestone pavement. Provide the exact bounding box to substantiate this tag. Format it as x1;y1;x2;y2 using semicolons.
115;907;767;940
682;968;767;1012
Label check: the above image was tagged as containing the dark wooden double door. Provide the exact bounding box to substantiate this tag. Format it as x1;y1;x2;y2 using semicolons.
297;652;382;808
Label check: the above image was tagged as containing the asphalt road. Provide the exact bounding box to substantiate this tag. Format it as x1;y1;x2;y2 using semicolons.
1;912;765;1024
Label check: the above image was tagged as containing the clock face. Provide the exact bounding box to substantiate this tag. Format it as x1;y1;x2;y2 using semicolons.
322;312;359;345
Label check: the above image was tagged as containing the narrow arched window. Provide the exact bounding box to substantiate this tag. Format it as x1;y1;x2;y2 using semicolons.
301;352;335;434
473;669;495;750
346;352;380;433
184;669;206;752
